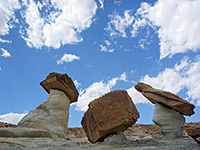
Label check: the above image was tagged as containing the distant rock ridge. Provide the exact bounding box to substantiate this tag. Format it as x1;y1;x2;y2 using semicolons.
0;122;16;128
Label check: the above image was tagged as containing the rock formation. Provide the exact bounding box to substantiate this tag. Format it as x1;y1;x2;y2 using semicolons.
0;72;78;139
135;82;195;116
17;89;70;138
81;90;139;143
184;122;200;144
135;82;195;139
153;103;185;138
40;72;79;103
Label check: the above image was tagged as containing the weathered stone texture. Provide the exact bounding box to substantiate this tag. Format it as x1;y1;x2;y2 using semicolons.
135;82;195;116
153;103;185;138
185;123;200;144
17;89;70;138
0;128;51;138
40;72;79;103
81;90;139;143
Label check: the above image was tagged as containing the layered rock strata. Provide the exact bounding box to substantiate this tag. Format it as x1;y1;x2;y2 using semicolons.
135;82;195;116
81;90;139;143
153;103;185;138
184;122;200;144
40;72;79;103
17;89;70;138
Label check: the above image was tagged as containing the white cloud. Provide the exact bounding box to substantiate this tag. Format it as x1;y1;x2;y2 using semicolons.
0;67;2;71
99;45;114;53
0;112;27;125
99;40;114;53
57;53;80;65
1;48;11;57
197;101;200;106
105;10;134;38
120;72;128;82
127;56;200;106
127;86;150;104
98;0;104;9
0;0;21;35
131;0;200;59
114;0;122;6
131;3;151;37
0;38;12;43
105;40;111;46
74;80;81;88
20;0;97;49
76;72;127;111
20;0;44;48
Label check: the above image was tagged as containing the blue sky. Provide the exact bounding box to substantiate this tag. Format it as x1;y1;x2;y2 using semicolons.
0;0;200;127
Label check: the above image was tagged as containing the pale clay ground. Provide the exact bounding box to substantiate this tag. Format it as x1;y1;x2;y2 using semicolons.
0;132;199;150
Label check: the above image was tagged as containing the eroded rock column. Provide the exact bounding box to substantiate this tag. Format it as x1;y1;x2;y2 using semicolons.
0;72;79;139
153;103;185;138
17;89;71;138
135;82;195;139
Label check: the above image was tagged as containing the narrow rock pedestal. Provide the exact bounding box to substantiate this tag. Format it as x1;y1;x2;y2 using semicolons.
17;89;70;138
0;72;79;139
153;103;185;139
134;82;195;140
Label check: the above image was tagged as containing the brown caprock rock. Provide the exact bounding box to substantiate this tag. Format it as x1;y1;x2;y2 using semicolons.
40;72;79;103
81;90;140;143
135;82;195;116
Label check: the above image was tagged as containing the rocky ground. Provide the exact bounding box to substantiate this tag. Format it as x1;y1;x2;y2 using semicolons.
0;122;199;150
0;122;16;128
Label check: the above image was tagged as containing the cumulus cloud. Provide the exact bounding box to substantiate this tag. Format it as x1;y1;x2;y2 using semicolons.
20;0;44;48
76;72;127;111
0;0;21;36
131;0;200;59
105;10;134;38
127;56;200;106
0;112;27;125
20;0;97;49
1;48;11;57
57;54;80;65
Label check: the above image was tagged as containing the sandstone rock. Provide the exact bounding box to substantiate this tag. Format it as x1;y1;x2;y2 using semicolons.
81;90;139;143
40;72;79;103
0;128;51;138
0;122;16;128
104;131;128;144
17;89;70;138
185;123;200;144
153;103;185;138
135;82;195;116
